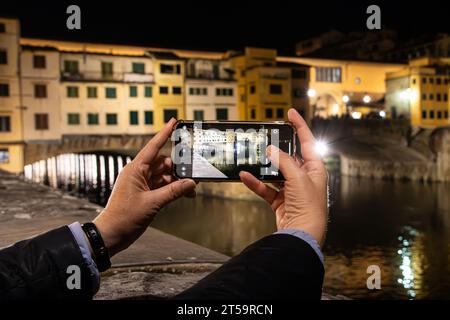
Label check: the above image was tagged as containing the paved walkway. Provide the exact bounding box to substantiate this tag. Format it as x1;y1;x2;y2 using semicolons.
0;170;228;267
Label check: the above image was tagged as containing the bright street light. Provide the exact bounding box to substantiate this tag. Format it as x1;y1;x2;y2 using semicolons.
400;88;416;101
363;95;371;103
379;110;386;118
342;95;350;103
332;103;340;115
351;111;362;119
307;88;317;98
314;141;328;157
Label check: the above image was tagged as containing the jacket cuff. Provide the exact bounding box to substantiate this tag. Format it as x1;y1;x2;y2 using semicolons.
274;229;324;265
68;222;100;293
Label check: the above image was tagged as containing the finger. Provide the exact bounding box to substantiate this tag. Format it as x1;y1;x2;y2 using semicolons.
135;118;177;165
150;156;173;176
287;108;321;162
269;182;283;191
150;179;196;208
267;145;301;182
239;171;277;205
150;174;175;189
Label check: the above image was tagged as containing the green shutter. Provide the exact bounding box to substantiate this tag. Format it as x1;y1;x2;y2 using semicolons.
106;113;118;125
87;87;97;98
144;111;154;125
129;86;138;97
132;62;145;74
102;62;113;79
67;113;80;125
67;86;79;98
106;87;116;98
129;111;139;125
216;108;228;120
145;86;152;97
87;113;99;125
194;110;204;121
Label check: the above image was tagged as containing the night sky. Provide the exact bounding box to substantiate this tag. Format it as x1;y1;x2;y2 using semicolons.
1;0;449;55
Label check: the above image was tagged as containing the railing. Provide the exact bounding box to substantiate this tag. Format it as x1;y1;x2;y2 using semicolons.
61;71;154;83
186;73;235;81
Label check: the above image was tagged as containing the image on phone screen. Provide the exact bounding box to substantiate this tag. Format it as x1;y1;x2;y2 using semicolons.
172;121;295;181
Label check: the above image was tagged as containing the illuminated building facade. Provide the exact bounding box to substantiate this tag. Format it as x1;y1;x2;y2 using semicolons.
386;57;450;127
279;56;405;118
230;48;310;121
185;58;238;121
0;18;24;173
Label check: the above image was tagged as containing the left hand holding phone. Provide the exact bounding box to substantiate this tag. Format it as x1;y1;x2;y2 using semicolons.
93;118;197;257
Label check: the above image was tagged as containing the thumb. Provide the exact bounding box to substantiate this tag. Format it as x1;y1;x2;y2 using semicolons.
150;179;197;208
267;145;300;181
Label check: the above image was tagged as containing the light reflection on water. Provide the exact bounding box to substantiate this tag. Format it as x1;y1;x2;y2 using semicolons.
24;153;450;299
24;153;131;206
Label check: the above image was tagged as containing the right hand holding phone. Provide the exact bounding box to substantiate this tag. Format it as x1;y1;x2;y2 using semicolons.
239;108;328;246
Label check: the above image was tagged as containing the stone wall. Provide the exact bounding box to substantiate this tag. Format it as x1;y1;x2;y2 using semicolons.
340;128;450;182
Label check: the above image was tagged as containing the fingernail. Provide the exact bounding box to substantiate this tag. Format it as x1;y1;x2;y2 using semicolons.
266;146;272;156
182;179;196;191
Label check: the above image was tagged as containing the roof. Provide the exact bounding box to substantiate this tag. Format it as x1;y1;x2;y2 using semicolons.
146;50;182;60
21;44;59;52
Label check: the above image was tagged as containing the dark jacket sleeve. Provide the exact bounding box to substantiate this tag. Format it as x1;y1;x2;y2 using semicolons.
175;234;324;300
0;226;95;300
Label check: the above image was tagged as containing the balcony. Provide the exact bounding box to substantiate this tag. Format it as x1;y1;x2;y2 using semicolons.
61;71;154;83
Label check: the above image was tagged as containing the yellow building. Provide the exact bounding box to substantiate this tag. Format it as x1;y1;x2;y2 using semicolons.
279;56;405;118
185;58;238;121
386;57;450;127
0;18;24;173
230;47;310;121
149;51;185;131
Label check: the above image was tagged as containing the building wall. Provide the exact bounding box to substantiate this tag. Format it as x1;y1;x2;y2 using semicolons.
279;56;405;117
386;58;450;128
152;59;185;131
60;52;155;135
291;68;311;121
0;18;24;172
21;49;62;141
231;48;308;122
185;79;237;121
246;67;291;121
385;75;412;119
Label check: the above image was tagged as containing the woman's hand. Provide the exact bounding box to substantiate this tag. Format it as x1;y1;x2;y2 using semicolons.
93;118;197;256
240;108;328;245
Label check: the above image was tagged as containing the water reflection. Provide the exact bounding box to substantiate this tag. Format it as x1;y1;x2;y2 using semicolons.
24;152;450;299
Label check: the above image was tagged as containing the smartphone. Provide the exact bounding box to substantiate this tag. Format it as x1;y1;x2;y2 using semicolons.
171;120;296;181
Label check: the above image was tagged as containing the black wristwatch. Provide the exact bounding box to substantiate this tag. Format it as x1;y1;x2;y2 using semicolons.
81;222;111;272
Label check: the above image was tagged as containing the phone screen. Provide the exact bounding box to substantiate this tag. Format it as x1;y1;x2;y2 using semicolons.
171;121;295;181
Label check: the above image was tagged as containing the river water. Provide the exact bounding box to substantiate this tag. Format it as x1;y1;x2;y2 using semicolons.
25;152;450;299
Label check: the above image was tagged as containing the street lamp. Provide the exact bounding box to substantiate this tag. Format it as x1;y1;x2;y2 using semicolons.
342;95;349;103
379;110;386;118
314;140;328;157
332;103;340;115
351;111;362;119
363;95;371;103
307;88;317;98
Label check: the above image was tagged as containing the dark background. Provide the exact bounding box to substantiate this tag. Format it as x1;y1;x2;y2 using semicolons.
1;0;449;55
